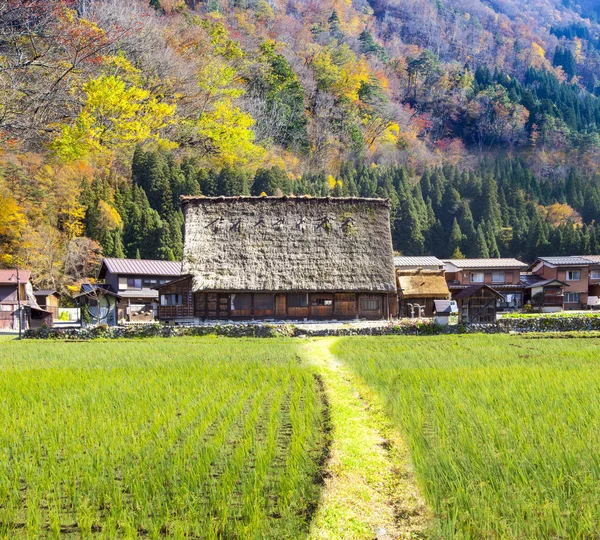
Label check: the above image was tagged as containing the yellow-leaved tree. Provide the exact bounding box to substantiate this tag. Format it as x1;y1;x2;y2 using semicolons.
52;56;178;162
0;186;27;266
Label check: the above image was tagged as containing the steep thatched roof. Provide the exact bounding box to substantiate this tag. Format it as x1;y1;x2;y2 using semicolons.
397;269;450;299
181;196;396;293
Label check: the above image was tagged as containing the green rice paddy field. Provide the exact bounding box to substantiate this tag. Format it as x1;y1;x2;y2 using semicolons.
1;334;600;538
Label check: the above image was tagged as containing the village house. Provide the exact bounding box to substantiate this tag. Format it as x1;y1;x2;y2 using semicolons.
519;274;568;312
0;269;53;330
528;256;597;310
157;196;397;323
98;258;182;322
443;258;528;310
585;255;600;306
394;256;450;318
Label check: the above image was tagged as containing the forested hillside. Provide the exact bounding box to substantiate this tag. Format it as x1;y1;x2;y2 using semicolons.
3;0;600;291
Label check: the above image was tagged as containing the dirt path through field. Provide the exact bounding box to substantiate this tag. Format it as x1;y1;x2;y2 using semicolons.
302;337;431;540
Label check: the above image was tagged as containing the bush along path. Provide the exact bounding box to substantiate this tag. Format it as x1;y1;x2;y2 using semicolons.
302;338;431;539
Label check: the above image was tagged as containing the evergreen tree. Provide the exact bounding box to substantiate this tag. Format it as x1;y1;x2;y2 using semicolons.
251;167;289;195
475;225;490;258
448;218;464;258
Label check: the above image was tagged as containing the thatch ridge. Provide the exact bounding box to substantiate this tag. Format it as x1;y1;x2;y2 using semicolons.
181;195;389;206
396;269;450;299
182;197;396;293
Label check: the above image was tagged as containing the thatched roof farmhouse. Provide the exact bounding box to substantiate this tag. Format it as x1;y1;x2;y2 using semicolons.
157;196;397;322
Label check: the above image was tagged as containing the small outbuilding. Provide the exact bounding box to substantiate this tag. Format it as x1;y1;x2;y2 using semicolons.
34;290;60;322
397;269;450;318
433;299;458;325
454;284;503;324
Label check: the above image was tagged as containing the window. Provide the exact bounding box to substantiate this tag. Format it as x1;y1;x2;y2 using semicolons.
160;294;182;306
566;271;581;281
0;305;12;311
231;294;251;311
492;272;505;283
313;297;333;306
591;270;600;279
360;297;381;311
142;278;157;288
470;272;484;283
288;293;309;308
254;294;274;311
565;292;580;304
127;277;142;289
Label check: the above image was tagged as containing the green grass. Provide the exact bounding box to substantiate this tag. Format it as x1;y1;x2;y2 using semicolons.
0;338;328;538
333;334;600;538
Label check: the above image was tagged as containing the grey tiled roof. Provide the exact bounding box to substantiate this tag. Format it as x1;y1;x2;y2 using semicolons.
537;256;594;266
575;255;600;263
101;258;183;277
444;258;528;269
394;256;443;267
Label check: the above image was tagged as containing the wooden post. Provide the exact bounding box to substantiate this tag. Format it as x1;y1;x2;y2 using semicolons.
15;267;22;339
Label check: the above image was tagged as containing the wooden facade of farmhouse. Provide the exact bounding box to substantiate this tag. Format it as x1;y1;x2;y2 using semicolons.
158;278;394;321
157;196;397;323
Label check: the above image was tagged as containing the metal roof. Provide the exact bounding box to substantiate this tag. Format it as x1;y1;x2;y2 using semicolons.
100;258;183;277
537;256;593;266
74;283;121;299
453;284;504;300
575;255;600;263
118;290;159;299
394;256;443;267
0;269;32;284
34;290;57;296
434;300;458;314
444;258;528;269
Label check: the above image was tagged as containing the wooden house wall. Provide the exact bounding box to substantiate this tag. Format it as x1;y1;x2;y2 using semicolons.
157;281;392;321
399;297;437;318
458;289;498;324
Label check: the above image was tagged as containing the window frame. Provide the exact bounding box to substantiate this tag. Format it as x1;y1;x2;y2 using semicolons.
566;270;581;282
470;272;485;283
127;277;142;290
254;294;274;311
360;297;381;311
160;294;183;306
491;271;505;283
287;293;309;308
565;292;581;304
231;293;251;311
591;270;600;279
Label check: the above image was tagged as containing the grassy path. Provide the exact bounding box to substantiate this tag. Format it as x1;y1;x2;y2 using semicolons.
302;338;430;540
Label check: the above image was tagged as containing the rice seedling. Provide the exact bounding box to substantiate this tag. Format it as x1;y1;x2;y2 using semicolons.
333;334;600;538
0;337;328;538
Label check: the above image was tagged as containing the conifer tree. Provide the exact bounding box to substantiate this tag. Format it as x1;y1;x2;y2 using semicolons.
475;225;490;258
448;218;464;258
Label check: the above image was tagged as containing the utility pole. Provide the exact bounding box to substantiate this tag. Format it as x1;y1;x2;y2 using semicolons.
16;266;22;340
10;267;23;339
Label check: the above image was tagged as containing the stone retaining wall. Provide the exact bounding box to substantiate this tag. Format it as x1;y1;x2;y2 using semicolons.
22;316;600;340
